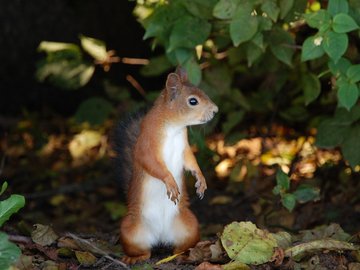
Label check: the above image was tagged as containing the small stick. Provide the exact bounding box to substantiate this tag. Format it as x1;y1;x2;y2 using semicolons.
126;74;146;98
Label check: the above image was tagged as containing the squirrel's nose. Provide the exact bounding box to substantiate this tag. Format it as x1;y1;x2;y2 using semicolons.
212;104;219;114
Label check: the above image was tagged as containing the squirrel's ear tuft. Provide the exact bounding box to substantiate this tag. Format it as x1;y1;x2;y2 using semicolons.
165;73;182;101
175;66;188;82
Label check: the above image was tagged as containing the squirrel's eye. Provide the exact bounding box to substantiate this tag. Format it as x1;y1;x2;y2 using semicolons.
188;97;199;106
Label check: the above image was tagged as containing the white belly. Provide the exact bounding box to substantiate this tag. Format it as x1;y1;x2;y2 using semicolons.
141;126;186;245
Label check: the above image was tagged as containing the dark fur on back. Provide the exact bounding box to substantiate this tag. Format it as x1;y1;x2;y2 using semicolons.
113;110;146;191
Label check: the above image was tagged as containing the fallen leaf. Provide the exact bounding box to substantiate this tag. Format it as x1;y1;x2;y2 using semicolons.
348;262;360;270
285;239;358;261
195;261;223;270
15;255;33;270
210;240;225;261
272;231;292;249
271;247;285;266
298;223;351;242
75;250;97;266
210;195;233;205
41;260;59;270
221;221;277;265
223;261;250;270
31;224;58;246
187;241;212;262
57;237;81;250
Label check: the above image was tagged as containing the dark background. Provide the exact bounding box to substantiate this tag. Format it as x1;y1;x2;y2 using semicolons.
0;0;153;116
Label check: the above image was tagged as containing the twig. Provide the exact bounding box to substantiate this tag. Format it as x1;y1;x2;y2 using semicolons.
126;74;146;98
121;57;149;65
8;234;33;244
66;233;130;269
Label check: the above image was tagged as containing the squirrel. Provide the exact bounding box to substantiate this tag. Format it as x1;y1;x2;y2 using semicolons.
114;67;218;264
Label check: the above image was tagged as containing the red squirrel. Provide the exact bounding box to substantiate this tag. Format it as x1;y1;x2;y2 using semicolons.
115;67;218;264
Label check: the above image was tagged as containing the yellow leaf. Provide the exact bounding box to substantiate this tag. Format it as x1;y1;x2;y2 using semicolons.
155;252;183;265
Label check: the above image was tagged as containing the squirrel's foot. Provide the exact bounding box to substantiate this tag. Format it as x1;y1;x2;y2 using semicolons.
165;177;180;204
195;177;207;199
122;253;151;265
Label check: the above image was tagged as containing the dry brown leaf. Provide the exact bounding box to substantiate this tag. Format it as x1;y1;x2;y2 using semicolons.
195;261;223;270
57;237;81;250
31;224;58;246
271;247;285;266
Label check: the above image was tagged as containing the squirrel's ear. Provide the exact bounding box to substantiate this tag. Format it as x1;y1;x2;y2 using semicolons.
175;66;188;82
165;73;182;101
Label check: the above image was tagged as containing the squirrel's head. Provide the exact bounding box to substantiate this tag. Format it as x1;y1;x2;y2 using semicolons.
163;66;218;126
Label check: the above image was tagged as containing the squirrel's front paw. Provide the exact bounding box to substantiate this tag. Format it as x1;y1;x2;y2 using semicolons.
195;177;207;200
165;178;180;204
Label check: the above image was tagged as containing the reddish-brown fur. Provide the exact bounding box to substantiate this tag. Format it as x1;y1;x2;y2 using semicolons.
119;67;218;264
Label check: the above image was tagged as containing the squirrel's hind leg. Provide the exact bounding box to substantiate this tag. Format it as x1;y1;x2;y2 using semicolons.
172;208;200;254
120;215;151;264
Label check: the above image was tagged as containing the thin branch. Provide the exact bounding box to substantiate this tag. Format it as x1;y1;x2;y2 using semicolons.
126;74;146;98
66;233;130;269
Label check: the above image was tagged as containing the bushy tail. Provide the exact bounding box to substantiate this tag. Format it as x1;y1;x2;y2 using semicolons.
113;110;145;191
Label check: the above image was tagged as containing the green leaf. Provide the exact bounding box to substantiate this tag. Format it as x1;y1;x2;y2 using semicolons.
282;193;296;212
38;41;80;53
0;182;8;196
0;194;25;227
80;35;107;61
74;97;114;125
272;185;281;195
276;168;290;191
230;5;258;47
269;28;295;66
279;0;294;19
261;0;280;22
213;0;238;19
337;81;359;110
143;4;186;41
301;35;325;62
169;15;211;51
36;59;95;90
174;48;193;65
221;221;278;265
140;55;172;77
0;232;21;269
322;31;348;63
303;9;331;29
184;57;202;85
327;0;349;16
294;185;320;203
181;0;217;19
328;57;351;76
346;64;360;83
333;13;359;33
302;73;321;105
246;44;263;66
222;111;245;135
316;118;351;148
341;124;360;168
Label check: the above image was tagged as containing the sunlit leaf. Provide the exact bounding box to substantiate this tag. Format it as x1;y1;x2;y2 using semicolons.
38;41;80;53
221;221;277;265
80;35;108;61
69;130;102;159
75;251;97;266
0;195;25;227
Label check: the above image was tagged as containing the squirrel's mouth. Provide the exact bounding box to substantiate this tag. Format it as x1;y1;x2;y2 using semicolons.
201;112;215;123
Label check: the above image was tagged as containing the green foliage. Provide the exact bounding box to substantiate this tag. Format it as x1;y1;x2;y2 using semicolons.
74;97;114;126
273;169;319;212
0;181;25;269
133;0;360;168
